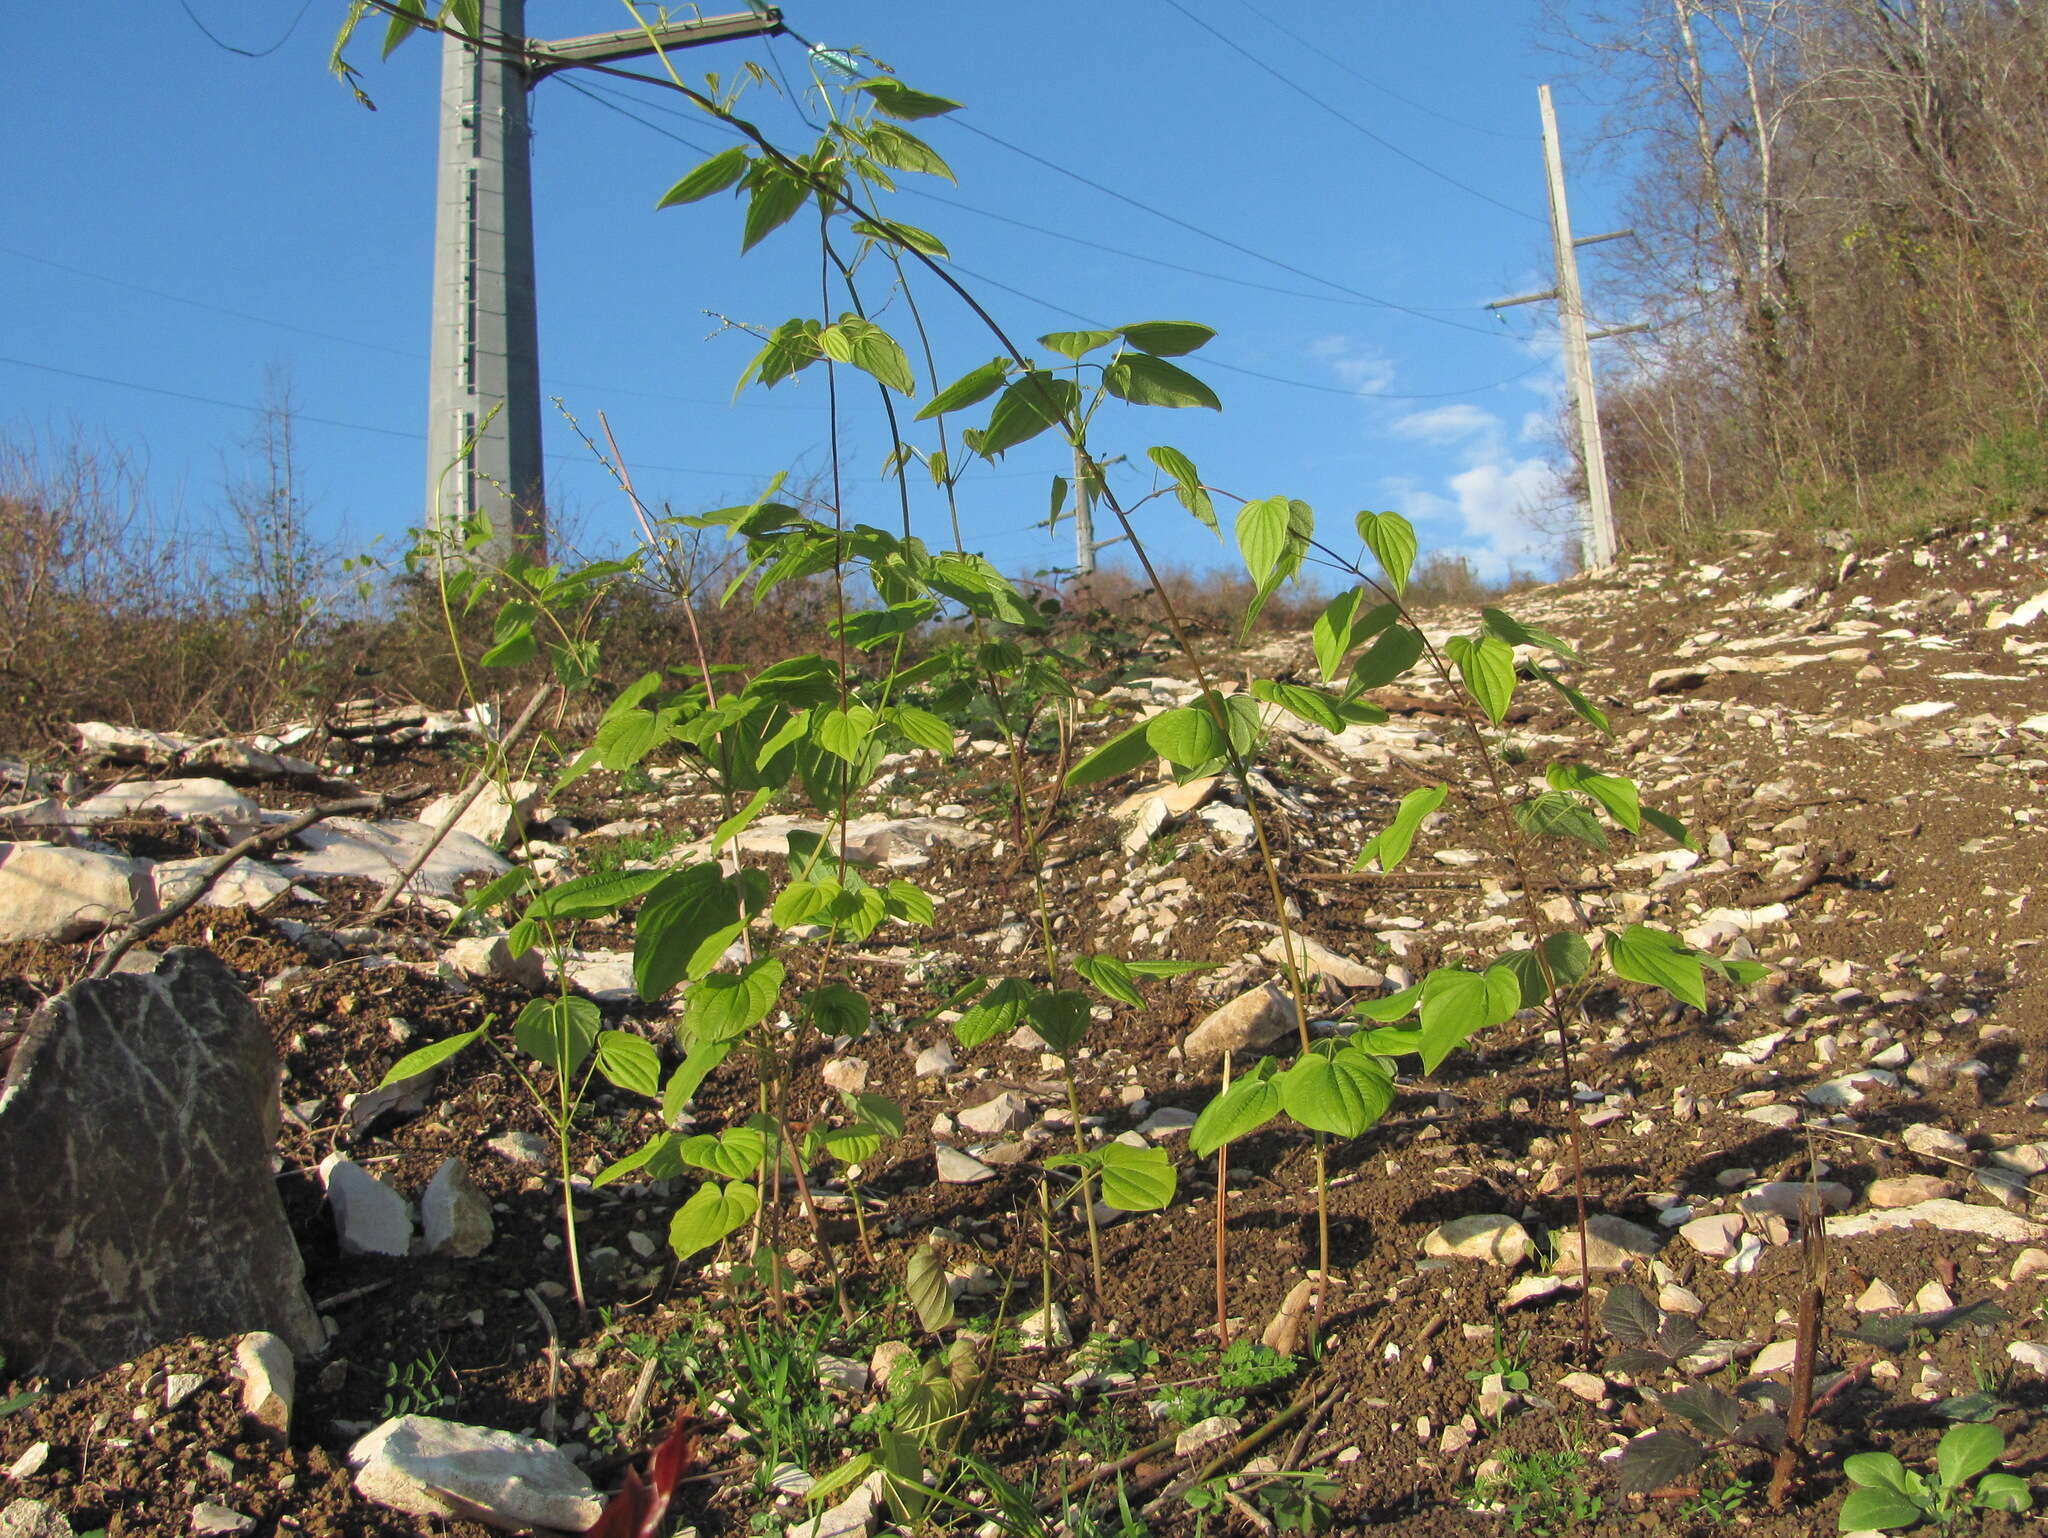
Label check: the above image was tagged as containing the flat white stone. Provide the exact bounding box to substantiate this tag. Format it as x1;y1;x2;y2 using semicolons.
75;778;261;832
956;1091;1032;1136
1183;983;1295;1059
815;1354;869;1393
935;1146;995;1184
1020;1303;1073;1350
1678;1213;1745;1259
349;1415;601;1532
1826;1199;2048;1245
189;1502;255;1535
414;781;541;850
442;934;546;991
1890;700;1956;720
1902;1124;1970;1161
275;819;508;900
234;1331;294;1437
785;1474;882;1538
1551;1215;1662;1274
1135;1106;1198;1140
151;858;299;912
1751;1340;1799;1374
2008;1341;2048;1375
1260;933;1382;990
821;1058;869;1093
1739;1182;1852;1218
1174;1415;1242;1458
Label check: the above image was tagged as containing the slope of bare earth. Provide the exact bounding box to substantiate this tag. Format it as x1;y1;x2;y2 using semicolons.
3;512;2048;1537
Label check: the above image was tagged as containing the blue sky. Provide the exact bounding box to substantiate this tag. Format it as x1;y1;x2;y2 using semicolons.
3;3;1632;588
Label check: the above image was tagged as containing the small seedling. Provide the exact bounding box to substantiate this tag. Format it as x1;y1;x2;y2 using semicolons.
378;1348;454;1419
1468;1324;1533;1392
1837;1423;2032;1530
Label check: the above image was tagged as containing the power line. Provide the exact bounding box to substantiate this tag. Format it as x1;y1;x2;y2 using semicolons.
174;0;316;58
941;266;1555;401
1157;0;1544;223
944;119;1511;338
898;186;1473;312
0;244;417;360
0;243;844;417
763;27;1507;337
1226;0;1522;142
0;354;778;477
549;80;1550;401
552;73;720;156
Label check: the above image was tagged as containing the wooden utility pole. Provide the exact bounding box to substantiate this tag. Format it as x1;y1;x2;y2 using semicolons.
1489;85;1638;572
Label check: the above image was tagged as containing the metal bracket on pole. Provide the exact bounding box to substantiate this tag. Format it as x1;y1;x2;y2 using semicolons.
528;10;781;76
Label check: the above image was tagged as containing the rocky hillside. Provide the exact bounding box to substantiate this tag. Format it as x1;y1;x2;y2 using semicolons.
2;512;2047;1538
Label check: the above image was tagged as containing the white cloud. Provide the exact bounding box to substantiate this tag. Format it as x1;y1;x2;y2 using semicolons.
1390;403;1499;447
1306;334;1396;396
1379;428;1573;580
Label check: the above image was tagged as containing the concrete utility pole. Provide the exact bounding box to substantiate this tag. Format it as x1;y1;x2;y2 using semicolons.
1488;85;1639;572
427;1;783;563
1069;448;1126;576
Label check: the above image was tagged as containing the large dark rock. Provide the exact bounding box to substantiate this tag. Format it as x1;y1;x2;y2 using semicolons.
0;949;323;1381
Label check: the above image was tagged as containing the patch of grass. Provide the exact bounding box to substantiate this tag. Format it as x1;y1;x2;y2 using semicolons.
1467;1440;1606;1536
581;828;680;874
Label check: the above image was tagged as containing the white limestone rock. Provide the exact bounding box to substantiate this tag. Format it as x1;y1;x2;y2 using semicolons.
1422;1214;1531;1266
1183;983;1295;1059
348;1415;601;1532
274;819;509;900
74;778;261;834
935;1147;995;1184
1826;1199;2048;1245
414;781;542;850
956;1092;1032;1136
442;933;547;991
150;858;300;913
319;1155;415;1257
233;1331;295;1438
0;843;155;943
1551;1215;1663;1274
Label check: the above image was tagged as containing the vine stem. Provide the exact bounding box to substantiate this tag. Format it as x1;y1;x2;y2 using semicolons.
1215;1049;1232;1346
557;1075;588;1314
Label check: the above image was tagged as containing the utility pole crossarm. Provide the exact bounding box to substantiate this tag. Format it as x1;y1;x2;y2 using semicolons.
529;9;781;75
1487;288;1559;310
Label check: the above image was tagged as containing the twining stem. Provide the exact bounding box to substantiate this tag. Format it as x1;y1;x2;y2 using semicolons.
775;1117;856;1327
1062;1067;1107;1301
1038;1177;1057;1326
1215;1049;1233;1346
556;1073;588;1313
